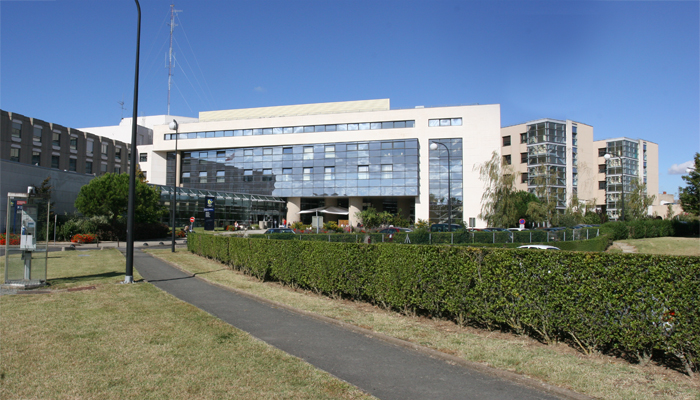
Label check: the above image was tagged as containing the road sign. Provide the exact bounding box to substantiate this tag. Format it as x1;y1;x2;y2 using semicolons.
519;218;526;224
190;217;195;223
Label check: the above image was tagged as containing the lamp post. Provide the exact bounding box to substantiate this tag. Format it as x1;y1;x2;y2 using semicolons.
430;141;452;231
125;0;141;284
604;153;625;221
169;119;178;252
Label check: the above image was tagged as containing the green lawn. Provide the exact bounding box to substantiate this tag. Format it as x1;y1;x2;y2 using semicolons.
614;237;700;256
0;249;373;400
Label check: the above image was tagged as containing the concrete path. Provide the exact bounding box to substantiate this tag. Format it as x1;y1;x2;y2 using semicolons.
130;249;585;400
613;241;638;253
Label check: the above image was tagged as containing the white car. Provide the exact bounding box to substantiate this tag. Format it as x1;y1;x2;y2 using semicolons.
517;244;560;250
508;227;528;231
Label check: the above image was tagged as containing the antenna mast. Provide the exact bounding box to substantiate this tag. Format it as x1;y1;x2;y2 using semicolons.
167;4;181;116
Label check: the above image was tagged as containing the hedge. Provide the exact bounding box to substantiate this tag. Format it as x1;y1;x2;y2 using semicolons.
187;233;699;375
603;219;700;241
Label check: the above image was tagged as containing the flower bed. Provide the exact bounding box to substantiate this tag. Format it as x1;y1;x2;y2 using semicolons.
71;233;97;244
0;233;20;245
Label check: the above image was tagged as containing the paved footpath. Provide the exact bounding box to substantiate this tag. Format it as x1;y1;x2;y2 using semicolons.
131;249;583;400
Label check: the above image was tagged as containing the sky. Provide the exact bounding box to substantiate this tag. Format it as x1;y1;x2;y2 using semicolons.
1;0;698;196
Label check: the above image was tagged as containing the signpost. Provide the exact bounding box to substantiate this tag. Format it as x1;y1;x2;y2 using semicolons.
189;216;195;232
519;218;526;230
204;196;215;231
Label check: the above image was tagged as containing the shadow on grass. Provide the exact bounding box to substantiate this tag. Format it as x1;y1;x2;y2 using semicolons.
49;271;125;286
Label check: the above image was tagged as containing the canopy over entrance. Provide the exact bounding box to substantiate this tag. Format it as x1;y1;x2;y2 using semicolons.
297;206;349;215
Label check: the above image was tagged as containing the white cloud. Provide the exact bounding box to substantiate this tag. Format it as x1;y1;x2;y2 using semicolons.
254;86;266;93
668;160;694;175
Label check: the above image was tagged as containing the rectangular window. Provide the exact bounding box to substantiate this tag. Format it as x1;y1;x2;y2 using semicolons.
216;170;225;183
100;163;107;173
325;145;335;158
358;165;369;179
283;168;292;174
139;153;147;162
502;136;511;147
199;171;207;183
115;147;122;160
11;120;22;138
32;151;41;165
303;167;313;180
243;169;253;181
263;148;273;155
599;181;606;190
598;148;607;157
86;161;93;174
599;164;606;173
381;164;392;179
428;118;461;127
69;158;77;172
469;217;476;228
521;152;528;164
53;131;61;147
70;137;78;151
87;140;94;154
33;126;42;143
324;166;334;180
114;166;121;174
102;143;109;155
520;133;526;144
503;155;511;165
182;172;190;183
303;146;314;160
10;148;20;162
262;169;273;181
521;173;528;184
52;155;60;169
244;149;253;156
283;147;293;154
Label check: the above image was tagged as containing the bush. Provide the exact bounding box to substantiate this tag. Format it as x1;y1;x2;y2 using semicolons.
0;234;20;245
71;233;97;243
188;235;699;375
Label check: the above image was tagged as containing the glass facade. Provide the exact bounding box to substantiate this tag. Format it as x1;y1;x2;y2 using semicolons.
605;139;640;220
154;185;286;229
167;139;420;198
526;121;567;209
428;138;463;224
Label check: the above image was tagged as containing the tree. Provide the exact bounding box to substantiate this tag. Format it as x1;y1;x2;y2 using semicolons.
678;152;699;216
625;179;656;220
513;190;539;227
75;173;165;224
475;151;518;227
525;164;561;227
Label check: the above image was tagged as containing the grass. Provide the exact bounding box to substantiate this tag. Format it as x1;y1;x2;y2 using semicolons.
0;249;375;400
613;237;700;256
145;248;700;400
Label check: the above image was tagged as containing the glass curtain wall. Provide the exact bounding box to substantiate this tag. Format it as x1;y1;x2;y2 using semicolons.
428;138;463;225
526;121;567;209
605;139;639;220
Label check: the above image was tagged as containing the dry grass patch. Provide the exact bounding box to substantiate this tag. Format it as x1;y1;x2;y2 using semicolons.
147;249;700;400
0;250;374;400
615;237;700;256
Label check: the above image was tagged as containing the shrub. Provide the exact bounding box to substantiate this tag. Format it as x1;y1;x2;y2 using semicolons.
0;234;20;245
71;233;97;243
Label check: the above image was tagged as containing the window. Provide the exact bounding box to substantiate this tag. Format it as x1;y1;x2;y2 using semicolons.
599;164;606;173
11;120;23;138
142;171;147;179
10;148;19;162
521;152;528;164
263;148;273;155
262;169;273;181
428;117;462;127
114;166;121;174
32;151;41;165
100;163;107;173
182;172;190;183
381;164;393;179
283;147;293;154
244;149;253;156
325;145;335;158
53;131;61;147
283;168;292;174
216;170;225;183
599;181;606;190
101;143;109;155
598;148;607;157
303;146;314;160
199;171;207;183
520;133;526;144
521;173;528;184
358;165;369;179
33;126;42;143
52;155;60;169
324;166;334;180
469;218;476;228
303;167;313;180
503;155;511;165
70;137;78;151
115;147;122;160
502;136;511;147
67;158;76;171
87;140;94;154
244;169;253;182
140;153;147;162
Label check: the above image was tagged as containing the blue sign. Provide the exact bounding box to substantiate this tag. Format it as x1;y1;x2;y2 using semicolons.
519;219;526;224
204;196;216;231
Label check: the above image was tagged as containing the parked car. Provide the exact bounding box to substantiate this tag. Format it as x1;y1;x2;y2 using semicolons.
264;228;295;234
518;244;560;250
486;227;508;232
507;227;528;231
379;227;412;234
572;224;593;229
542;227;565;232
430;224;464;232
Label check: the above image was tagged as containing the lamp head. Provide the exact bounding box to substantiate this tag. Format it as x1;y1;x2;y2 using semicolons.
603;153;612;161
430;142;438;151
168;120;178;131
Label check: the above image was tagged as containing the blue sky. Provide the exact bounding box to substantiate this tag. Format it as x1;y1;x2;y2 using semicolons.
1;0;698;195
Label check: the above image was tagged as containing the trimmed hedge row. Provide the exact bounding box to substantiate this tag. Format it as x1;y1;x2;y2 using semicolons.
188;234;699;375
604;219;700;241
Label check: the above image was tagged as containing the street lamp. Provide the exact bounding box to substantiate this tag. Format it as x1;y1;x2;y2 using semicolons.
169;119;178;252
430;141;452;231
604;153;625;221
